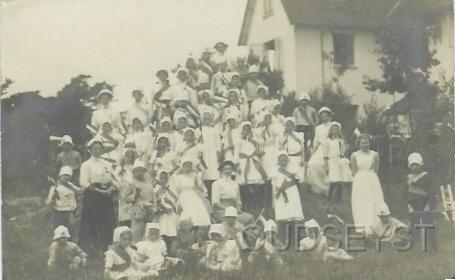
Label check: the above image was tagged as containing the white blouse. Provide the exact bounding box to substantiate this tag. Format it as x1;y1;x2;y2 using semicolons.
79;157;114;188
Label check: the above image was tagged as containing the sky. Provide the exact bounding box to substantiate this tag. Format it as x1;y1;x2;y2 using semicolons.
1;0;247;106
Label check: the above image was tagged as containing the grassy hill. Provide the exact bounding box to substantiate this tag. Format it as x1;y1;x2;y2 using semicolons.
3;174;455;280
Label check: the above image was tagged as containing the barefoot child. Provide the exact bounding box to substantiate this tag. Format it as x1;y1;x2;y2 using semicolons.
48;226;87;279
46;166;84;233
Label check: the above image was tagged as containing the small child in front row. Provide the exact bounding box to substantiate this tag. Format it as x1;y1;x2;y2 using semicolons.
370;203;409;245
136;223;181;273
407;152;437;250
299;219;353;261
45;166;84;234
249;220;284;267
324;122;352;214
48;226;87;279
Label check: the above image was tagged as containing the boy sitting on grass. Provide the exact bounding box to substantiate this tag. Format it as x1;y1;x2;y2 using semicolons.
48;226;87;279
370;203;409;245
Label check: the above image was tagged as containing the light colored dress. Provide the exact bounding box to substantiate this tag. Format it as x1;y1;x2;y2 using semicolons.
271;169;304;221
282;132;305;182
173;173;211;226
211;177;242;222
351;150;385;234
201;126;222;180
307;122;331;194
149;150;178;174
202;240;242;271
136;239;167;269
154;183;179;237
221;127;241;164
256;125;282;175
325;138;352;183
104;246;156;279
299;234;353;260
235;138;266;185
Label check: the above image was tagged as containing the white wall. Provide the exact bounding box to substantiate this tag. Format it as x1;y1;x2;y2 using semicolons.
295;26;400;110
429;11;454;81
245;0;297;92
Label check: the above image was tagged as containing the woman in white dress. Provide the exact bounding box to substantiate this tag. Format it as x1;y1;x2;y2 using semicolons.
271;153;305;246
173;157;211;227
235;122;268;216
307;107;333;195
282;117;306;183
128;113;154;162
176;128;204;170
350;134;385;234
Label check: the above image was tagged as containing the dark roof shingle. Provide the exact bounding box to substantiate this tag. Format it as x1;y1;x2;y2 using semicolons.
280;0;399;29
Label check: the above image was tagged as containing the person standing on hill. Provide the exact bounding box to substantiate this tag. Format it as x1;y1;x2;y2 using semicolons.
292;92;318;156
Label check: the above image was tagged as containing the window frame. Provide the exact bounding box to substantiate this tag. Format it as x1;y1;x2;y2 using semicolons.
332;32;355;67
263;0;273;19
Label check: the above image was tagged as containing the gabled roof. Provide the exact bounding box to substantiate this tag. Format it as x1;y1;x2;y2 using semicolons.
239;0;399;45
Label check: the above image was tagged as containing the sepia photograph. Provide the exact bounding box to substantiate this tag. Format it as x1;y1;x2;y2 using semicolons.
1;0;454;279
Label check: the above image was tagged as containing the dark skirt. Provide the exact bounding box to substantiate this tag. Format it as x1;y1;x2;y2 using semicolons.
78;189;115;257
239;183;272;218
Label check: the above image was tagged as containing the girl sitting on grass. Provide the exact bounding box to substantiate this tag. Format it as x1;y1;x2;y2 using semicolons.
104;226;156;280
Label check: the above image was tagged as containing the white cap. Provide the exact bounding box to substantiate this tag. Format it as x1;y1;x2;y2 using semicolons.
145;223;160;236
256;85;269;94
224;206;238;217
285;117;296;125
377;203;391;216
132;160;147;171
241;121;252;129
160;116;172;125
304;219;320;229
264;219;278;233
113;226;132;243
209;223;226;238
318;106;333;115
53;225;71;240
58;166;73;177
87;136;104;147
225;113;238;122
61;135;73;146
97;89;113;99
248;64;259;73
198;89;214;98
298;92;311;102
180;155;194;166
330;121;342;131
408;152;424;167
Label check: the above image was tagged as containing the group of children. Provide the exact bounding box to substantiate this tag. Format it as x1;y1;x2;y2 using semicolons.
46;42;441;278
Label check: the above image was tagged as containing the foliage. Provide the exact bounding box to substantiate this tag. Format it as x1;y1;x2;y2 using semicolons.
358;96;387;136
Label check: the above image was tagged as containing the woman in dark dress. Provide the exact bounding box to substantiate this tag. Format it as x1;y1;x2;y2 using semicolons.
78;136;116;257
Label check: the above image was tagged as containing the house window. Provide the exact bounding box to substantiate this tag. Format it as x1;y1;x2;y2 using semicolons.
263;0;273;18
264;40;278;70
333;32;354;66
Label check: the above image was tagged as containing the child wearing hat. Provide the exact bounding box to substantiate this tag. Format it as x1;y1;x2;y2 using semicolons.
104;226;156;279
370;203;409;244
48;226;87;279
56;135;82;183
299;219;353;260
249;220;284;266
129;161;157;242
292;92;318;154
46;166;84;234
407;152;437;250
202;223;242;271
250;85;270;126
136;223;177;272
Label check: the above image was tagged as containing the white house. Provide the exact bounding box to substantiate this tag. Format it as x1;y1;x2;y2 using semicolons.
238;0;453;109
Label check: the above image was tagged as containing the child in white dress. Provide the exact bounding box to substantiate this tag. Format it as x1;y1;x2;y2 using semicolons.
282;117;306;183
350;134;385;234
104;226;156;280
154;169;179;251
271;153;305;246
202;224;242;271
325;122;352;214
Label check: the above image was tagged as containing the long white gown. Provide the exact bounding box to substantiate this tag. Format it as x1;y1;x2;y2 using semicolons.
351;150;385;234
282;132;305;182
307;122;331;194
173;173;211;226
